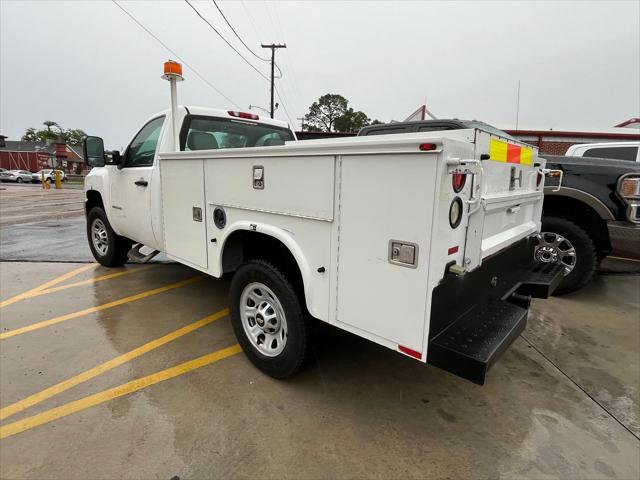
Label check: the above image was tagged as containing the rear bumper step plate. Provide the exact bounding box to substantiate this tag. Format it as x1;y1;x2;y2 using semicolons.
427;300;527;385
516;263;564;298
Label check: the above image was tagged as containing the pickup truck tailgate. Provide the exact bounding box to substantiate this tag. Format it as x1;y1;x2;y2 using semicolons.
465;136;544;266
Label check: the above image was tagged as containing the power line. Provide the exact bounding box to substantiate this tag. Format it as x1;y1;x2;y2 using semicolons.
187;0;293;125
111;0;239;108
211;0;268;62
210;0;282;79
184;0;270;83
274;84;295;126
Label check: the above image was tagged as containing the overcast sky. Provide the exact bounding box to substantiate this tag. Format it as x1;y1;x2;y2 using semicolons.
1;0;639;147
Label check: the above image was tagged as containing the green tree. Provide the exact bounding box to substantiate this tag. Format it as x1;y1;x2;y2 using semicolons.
304;94;349;132
63;129;87;146
21;122;87;145
334;109;372;132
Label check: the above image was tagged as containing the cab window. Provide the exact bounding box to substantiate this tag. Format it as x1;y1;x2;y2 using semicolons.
125;116;165;167
180;116;294;151
583;146;638;162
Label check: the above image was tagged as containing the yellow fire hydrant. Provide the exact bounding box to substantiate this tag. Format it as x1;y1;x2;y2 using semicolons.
54;170;62;189
41;172;50;190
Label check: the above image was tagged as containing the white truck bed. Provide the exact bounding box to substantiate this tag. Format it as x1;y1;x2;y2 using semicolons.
159;130;545;360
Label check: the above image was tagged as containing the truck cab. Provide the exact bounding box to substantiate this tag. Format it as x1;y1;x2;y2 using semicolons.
84;107;296;262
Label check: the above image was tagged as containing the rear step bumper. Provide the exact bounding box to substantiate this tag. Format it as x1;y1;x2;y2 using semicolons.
427;236;564;385
427;300;527;385
516;263;565;298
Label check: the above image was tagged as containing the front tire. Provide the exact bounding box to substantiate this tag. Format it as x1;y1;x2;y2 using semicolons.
87;207;132;267
16;178;23;183
229;260;310;379
539;216;598;295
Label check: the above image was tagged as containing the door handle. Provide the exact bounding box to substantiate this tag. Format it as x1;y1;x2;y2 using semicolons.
134;179;148;187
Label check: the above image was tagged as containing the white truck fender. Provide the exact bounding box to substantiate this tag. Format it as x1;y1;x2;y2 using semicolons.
218;221;319;318
84;169;122;235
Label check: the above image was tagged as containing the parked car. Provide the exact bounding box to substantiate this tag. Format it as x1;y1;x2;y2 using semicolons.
358;120;640;294
565;141;640;162
0;168;10;181
32;169;67;183
5;170;34;183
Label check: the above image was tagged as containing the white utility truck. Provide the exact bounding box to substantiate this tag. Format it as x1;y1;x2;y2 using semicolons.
83;62;563;385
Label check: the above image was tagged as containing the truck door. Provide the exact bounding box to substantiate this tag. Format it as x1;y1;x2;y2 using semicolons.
110;116;165;249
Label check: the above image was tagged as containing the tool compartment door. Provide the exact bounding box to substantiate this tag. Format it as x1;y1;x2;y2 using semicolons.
160;158;208;269
335;154;437;352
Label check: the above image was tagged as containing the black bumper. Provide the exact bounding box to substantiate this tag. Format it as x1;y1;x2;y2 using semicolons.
427;236;564;385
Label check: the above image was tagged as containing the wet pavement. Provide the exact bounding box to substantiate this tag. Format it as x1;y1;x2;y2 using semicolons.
0;184;85;228
0;261;638;479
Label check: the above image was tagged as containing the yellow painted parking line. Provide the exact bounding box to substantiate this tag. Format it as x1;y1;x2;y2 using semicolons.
0;307;229;421
0;276;204;340
0;344;242;439
0;264;97;308
30;266;153;297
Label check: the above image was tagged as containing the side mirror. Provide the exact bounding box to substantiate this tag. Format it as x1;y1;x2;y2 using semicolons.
83;136;105;168
110;150;124;169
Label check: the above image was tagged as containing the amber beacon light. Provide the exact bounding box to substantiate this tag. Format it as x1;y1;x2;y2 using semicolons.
161;60;184;152
162;60;183;80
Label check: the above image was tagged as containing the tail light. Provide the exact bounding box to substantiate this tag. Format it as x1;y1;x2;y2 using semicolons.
419;143;437;151
452;173;466;192
449;197;463;228
536;171;543;188
228;111;259;120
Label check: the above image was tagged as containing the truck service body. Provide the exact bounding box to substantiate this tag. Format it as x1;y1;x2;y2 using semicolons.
84;68;562;385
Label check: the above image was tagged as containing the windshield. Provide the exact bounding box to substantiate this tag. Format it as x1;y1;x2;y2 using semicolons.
180;116;294;151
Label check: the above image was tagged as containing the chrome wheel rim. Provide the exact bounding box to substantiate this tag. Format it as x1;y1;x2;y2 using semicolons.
91;218;109;256
536;232;576;275
240;282;287;357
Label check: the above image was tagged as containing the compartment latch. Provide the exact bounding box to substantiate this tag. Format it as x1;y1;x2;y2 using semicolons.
388;240;418;268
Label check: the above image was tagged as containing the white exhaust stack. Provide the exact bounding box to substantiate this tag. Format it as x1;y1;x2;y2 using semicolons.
161;60;184;152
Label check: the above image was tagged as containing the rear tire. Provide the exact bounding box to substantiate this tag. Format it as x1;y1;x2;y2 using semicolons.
540;216;598;295
229;259;310;379
87;206;132;267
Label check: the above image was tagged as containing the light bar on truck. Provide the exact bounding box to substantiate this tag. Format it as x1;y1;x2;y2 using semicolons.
228;111;259;120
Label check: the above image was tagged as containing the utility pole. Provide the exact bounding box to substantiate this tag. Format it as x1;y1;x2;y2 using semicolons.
261;43;286;118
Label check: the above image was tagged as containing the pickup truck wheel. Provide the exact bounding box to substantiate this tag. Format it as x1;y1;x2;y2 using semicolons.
539;216;597;295
87;207;132;267
229;260;309;379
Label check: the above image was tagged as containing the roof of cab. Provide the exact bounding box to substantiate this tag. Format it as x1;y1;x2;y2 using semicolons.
153;106;291;130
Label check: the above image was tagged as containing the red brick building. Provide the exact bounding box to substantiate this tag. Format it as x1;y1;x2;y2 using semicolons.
0;135;84;173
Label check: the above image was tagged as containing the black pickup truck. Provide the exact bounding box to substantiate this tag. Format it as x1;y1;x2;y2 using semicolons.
540;155;640;292
358;120;640;293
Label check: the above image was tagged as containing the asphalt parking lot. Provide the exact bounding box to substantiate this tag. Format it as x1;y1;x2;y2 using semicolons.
1;185;639;479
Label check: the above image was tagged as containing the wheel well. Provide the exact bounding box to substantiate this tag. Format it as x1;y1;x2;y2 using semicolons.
221;230;304;294
85;190;104;215
543;196;611;256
